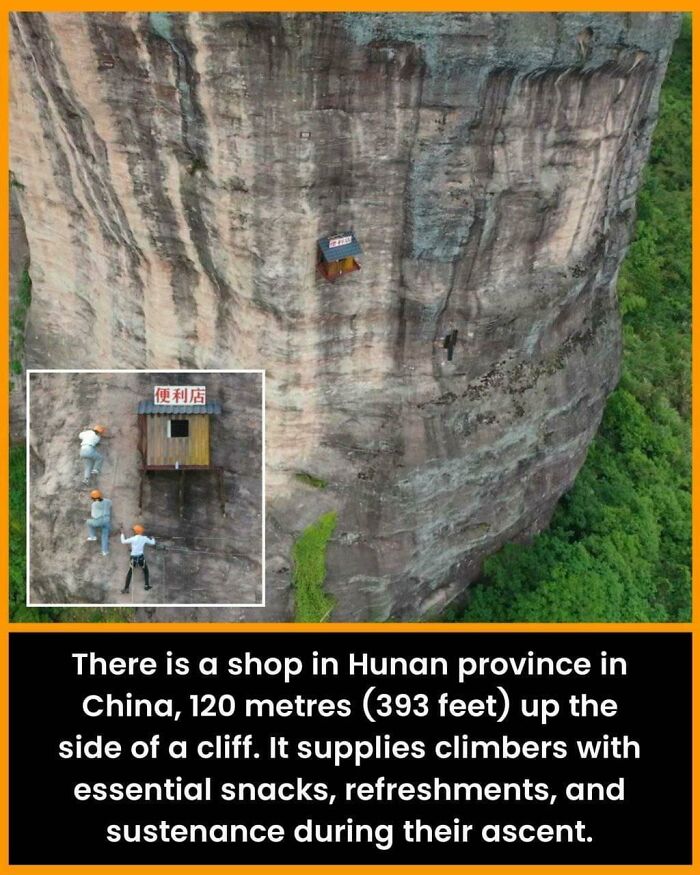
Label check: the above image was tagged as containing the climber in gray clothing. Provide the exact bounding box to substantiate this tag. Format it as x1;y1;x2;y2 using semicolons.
86;489;112;555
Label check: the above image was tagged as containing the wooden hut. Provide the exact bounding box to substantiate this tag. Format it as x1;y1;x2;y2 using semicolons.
137;396;225;516
317;231;362;282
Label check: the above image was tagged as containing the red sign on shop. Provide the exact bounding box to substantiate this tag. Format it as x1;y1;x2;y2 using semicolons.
328;235;353;249
153;386;207;405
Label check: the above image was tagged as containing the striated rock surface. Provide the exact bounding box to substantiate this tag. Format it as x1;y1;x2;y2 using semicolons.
10;13;680;620
10;185;29;445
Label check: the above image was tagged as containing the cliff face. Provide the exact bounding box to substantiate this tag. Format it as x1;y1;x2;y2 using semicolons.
10;13;680;620
27;371;263;609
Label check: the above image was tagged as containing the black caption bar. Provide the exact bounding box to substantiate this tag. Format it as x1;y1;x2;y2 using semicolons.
9;632;690;865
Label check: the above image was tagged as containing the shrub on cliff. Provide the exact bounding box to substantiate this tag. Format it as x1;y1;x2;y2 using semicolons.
292;511;337;623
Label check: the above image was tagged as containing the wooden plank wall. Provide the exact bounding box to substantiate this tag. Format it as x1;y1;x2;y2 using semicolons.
146;415;210;466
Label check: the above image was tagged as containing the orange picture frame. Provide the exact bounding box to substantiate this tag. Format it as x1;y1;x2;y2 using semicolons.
1;3;696;874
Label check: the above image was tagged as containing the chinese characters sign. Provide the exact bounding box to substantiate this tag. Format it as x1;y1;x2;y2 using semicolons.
153;386;207;405
328;235;353;249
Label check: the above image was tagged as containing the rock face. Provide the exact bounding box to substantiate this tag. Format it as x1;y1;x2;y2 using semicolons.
10;13;680;620
28;371;263;610
10;186;29;445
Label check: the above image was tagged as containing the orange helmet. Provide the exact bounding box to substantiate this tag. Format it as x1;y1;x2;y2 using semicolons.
92;425;106;434
132;524;145;535
90;489;102;499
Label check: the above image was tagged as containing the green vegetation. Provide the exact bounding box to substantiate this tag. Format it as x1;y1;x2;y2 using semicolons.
458;18;691;623
187;156;208;175
9;171;25;190
292;511;337;622
11;268;31;375
295;471;328;489
9;448;26;617
10;446;133;623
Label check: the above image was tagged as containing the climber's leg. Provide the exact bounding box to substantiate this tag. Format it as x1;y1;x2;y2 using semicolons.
100;522;110;555
91;448;103;475
80;447;96;482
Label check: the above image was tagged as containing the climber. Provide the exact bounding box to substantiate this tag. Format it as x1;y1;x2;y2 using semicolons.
444;329;459;362
86;489;112;556
79;424;107;486
120;524;156;594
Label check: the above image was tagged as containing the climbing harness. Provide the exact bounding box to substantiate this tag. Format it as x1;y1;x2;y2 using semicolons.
123;553;151;593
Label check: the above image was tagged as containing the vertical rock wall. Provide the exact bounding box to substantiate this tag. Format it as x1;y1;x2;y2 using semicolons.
9;13;680;619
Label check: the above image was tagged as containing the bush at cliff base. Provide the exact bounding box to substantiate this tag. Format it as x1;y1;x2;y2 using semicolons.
461;17;690;623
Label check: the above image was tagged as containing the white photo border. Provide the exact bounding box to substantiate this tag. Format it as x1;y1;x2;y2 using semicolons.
25;368;266;610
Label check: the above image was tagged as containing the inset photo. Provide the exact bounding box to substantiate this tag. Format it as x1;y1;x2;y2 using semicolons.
9;13;689;624
27;370;264;607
